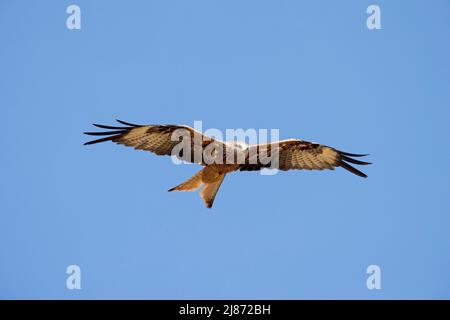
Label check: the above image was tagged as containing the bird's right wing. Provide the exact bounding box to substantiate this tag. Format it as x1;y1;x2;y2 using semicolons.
84;119;226;165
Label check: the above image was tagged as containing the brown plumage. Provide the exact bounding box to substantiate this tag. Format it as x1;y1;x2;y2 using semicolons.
84;120;371;208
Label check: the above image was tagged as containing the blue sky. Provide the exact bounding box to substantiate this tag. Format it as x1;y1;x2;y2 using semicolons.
1;0;450;299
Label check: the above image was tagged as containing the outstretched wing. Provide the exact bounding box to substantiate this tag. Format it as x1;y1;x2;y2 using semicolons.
84;119;225;165
240;139;371;178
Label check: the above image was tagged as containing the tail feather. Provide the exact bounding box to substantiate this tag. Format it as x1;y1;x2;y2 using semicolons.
200;174;226;208
169;168;226;208
168;171;203;192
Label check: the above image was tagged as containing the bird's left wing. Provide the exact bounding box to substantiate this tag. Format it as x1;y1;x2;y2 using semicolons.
84;119;225;164
240;139;371;177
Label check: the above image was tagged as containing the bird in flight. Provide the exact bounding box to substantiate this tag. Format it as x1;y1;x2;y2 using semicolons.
84;120;371;208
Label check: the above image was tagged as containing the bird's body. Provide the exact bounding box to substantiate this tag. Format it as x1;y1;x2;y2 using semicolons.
84;120;371;208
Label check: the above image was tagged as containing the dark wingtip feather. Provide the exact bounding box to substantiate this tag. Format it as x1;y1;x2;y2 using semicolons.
84;130;127;136
115;119;142;127
338;160;368;178
83;121;137;145
83;134;123;146
337;150;369;157
93;123;131;130
341;155;372;165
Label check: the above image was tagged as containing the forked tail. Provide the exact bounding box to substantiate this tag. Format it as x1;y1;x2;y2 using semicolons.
168;168;226;208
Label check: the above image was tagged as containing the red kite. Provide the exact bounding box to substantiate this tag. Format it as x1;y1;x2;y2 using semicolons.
84;120;371;208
